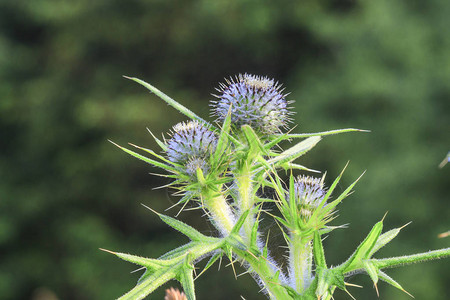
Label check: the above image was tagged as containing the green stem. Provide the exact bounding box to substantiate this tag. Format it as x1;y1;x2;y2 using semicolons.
233;247;291;299
373;247;450;270
202;187;235;235
236;163;255;244
290;235;312;293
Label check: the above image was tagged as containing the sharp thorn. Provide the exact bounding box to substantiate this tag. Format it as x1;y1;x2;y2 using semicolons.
141;203;159;215
99;248;116;255
374;282;379;297
400;221;412;230
382;211;389;222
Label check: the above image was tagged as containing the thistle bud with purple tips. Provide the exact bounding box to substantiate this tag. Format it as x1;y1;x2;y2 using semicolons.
293;175;326;218
166;120;217;178
212;73;292;135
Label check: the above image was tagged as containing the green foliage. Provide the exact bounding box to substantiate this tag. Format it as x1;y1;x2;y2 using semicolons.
1;0;449;299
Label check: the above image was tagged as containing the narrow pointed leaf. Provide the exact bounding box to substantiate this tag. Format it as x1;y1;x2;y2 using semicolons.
197;251;222;278
159;242;198;260
124;76;212;128
378;270;413;297
250;212;260;249
128;143;174;165
283;162;321;173
242;125;265;159
282;128;370;139
231;209;250;235
342;220;383;272
369;226;404;257
268;136;321;166
319;171;365;218
317;163;348;207
212;109;231;165
118;267;178;300
363;260;379;285
313;231;327;268
264;133;288;149
102;249;169;270
110;140;178;172
157;213;210;242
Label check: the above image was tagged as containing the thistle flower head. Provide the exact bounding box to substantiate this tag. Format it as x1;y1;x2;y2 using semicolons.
293;175;327;217
211;73;292;134
166;121;217;175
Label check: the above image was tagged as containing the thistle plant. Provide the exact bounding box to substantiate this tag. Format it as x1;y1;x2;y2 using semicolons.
104;74;450;299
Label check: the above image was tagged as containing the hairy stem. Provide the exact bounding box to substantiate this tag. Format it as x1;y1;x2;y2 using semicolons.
236;163;256;244
232;247;290;299
373;248;450;270
289;235;312;294
202;188;235;235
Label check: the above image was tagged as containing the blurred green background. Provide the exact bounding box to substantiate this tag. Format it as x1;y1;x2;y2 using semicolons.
0;0;448;299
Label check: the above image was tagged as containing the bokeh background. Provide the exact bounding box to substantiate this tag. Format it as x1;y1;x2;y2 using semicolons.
0;0;449;299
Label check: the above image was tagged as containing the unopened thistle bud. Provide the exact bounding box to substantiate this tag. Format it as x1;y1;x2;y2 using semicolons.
166;121;217;177
293;175;327;218
211;73;292;134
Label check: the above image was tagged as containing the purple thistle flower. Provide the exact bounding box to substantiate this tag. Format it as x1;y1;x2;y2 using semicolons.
211;74;292;134
166;121;218;175
293;175;327;217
